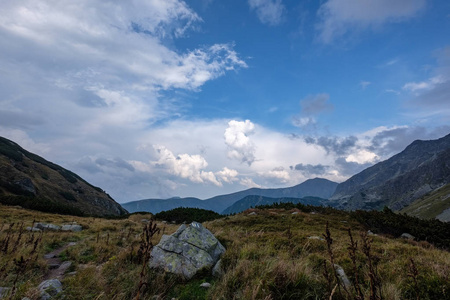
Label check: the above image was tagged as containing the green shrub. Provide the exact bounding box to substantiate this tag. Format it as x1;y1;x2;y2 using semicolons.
154;207;222;224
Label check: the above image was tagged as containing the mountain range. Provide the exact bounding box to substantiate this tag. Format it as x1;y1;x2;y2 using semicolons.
0;136;127;216
121;177;338;214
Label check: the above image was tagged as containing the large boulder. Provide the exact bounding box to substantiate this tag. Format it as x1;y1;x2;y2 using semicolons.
149;222;225;280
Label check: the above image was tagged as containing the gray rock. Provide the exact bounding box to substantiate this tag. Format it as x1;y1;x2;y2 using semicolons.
401;233;415;240
141;219;149;223
38;279;62;300
200;282;211;288
248;212;257;215
307;236;324;241
26;226;42;232
22;298;31;300
44;253;55;259
291;211;299;215
49;264;60;269
35;223;60;231
212;259;224;278
334;264;351;290
149;222;225;280
61;224;82;232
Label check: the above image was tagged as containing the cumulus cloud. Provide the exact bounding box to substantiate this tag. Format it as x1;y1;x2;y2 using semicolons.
317;0;426;43
240;177;262;188
260;167;290;183
216;167;239;183
224;120;256;165
152;145;221;186
248;0;285;26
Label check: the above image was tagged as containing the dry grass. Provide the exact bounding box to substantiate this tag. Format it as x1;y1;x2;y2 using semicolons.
1;204;449;299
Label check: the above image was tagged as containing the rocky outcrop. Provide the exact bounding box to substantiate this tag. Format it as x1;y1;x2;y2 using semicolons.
149;222;225;280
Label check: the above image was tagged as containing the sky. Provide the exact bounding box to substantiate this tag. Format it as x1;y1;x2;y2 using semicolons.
0;0;449;203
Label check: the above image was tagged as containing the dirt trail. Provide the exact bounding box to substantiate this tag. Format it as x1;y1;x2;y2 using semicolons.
43;242;77;280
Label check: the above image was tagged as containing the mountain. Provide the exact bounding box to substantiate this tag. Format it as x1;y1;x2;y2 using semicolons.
222;195;325;215
400;183;450;222
122;177;338;214
330;133;450;212
0;136;127;216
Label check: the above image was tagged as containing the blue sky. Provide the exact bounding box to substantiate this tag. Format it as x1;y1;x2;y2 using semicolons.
0;0;449;202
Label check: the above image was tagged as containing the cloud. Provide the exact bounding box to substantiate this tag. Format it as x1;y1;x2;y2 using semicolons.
248;0;285;26
240;177;262;188
224;120;256;165
260;167;290;183
360;81;371;90
216;167;239;183
403;76;446;93
402;47;450;113
152;145;221;186
292;163;329;176
317;0;426;43
293;94;333;130
304;135;358;156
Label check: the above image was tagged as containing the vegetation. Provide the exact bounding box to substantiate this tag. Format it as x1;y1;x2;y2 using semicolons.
1;203;449;299
154;207;223;224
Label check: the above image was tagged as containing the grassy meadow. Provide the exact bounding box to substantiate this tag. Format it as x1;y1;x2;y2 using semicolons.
1;203;449;299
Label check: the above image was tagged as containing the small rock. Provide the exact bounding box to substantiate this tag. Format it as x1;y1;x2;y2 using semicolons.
59;261;72;270
200;282;211;289
141;219;149;223
35;223;61;231
248;212;257;215
26;226;42;232
334;264;351;290
401;233;415;240
291;211;299;215
38;279;62;300
67;242;77;247
61;224;82;232
44;254;56;259
310;212;317;215
367;230;377;236
22;298;31;300
307;236;324;241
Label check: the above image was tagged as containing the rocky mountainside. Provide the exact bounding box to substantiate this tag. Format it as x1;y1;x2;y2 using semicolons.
222;195;325;215
330;133;450;212
122;177;338;214
0;136;127;216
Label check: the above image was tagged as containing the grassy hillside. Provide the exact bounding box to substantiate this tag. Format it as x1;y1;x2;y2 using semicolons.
1;204;449;299
400;183;450;222
0;136;127;216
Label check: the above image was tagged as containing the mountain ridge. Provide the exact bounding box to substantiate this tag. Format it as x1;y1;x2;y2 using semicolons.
122;177;338;214
0;136;127;216
330;133;450;213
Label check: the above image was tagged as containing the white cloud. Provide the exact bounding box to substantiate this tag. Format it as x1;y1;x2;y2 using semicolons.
224;120;256;165
248;0;285;26
346;149;378;164
152;145;221;186
240;177;262;188
260;167;290;183
317;0;426;43
403;76;446;92
216;167;239;183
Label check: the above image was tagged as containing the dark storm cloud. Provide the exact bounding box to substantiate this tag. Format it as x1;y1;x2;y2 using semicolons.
304;135;358;155
291;163;329;176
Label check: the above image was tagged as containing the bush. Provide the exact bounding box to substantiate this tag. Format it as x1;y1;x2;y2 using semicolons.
154;207;222;224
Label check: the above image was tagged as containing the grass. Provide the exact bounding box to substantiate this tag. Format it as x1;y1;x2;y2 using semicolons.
1;204;449;299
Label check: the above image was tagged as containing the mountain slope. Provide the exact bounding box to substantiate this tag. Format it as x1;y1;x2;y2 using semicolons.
222;195;325;214
330;133;450;212
0;136;127;216
122;177;338;214
400;183;450;222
